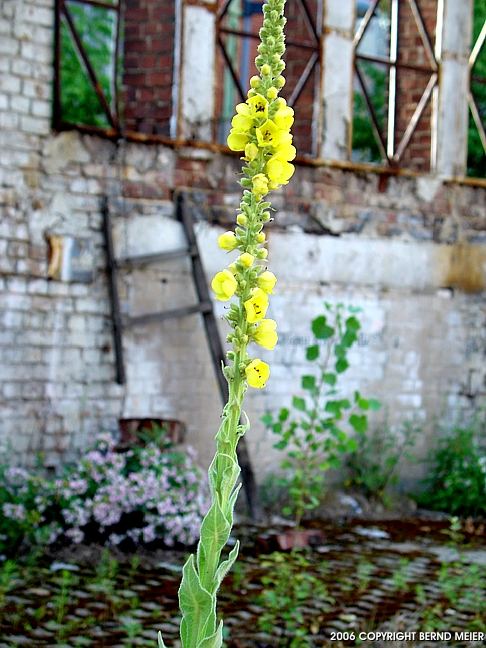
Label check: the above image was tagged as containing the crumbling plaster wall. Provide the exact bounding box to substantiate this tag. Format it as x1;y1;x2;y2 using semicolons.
0;0;485;481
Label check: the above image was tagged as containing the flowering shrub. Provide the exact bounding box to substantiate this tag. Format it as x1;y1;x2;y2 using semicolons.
0;431;209;555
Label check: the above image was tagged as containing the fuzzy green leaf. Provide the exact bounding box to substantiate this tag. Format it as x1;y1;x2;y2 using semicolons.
323;372;337;386
197;621;223;648
179;555;215;646
292;396;306;411
214;541;240;590
306;344;319;361
302;375;316;391
345;316;361;333
158;632;167;648
336;358;349;373
278;407;290;422
200;499;231;557
261;412;273;426
311;316;334;339
369;398;382;411
349;414;368;434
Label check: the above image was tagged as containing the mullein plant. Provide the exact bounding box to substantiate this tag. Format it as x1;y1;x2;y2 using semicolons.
159;1;294;646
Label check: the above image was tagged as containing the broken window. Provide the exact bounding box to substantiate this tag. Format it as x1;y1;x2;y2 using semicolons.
215;0;323;157
467;0;486;177
352;0;439;172
54;0;177;139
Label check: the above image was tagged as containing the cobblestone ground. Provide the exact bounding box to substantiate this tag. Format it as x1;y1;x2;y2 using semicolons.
0;519;484;647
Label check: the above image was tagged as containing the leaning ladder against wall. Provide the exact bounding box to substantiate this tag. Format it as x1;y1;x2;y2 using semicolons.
102;191;259;519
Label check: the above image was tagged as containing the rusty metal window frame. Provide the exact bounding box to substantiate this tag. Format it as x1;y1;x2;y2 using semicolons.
353;0;439;168
53;0;122;135
215;0;322;157
53;0;178;144
468;18;486;156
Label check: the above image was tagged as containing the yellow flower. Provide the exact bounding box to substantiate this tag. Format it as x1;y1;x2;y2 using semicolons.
238;252;254;268
211;269;237;301
274;105;294;131
218;231;238;251
248;94;268;119
274;142;297;162
252;173;269;197
235;102;251;116
257;270;277;294
255;120;280;148
231;113;253;132
244;142;259;161
253;319;278;350
266;157;295;187
227;130;249;151
244;288;269;323
245;359;270;389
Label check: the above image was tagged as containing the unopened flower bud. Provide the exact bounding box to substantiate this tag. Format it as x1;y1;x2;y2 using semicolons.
256;232;266;243
238;252;255;268
250;75;261;88
257;248;268;259
261;63;271;76
236;213;248;227
267;87;278;100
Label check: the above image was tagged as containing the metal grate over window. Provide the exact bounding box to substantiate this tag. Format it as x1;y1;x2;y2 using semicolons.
53;0;176;140
215;0;323;157
352;0;439;172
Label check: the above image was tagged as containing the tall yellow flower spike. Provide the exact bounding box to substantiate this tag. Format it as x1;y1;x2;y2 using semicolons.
159;2;293;647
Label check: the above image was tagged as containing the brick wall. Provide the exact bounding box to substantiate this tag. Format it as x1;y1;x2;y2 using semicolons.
122;0;175;135
0;0;485;481
396;0;438;171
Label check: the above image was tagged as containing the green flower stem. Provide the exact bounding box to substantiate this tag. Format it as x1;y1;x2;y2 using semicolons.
159;2;288;646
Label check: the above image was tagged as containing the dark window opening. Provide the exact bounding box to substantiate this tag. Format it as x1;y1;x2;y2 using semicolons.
54;0;176;140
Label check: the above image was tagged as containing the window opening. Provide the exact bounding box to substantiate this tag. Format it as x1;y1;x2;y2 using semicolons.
216;0;322;157
54;0;176;140
467;1;486;177
352;0;439;172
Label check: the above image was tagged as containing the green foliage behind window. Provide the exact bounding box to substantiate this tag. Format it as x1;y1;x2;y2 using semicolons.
59;3;117;128
467;2;486;177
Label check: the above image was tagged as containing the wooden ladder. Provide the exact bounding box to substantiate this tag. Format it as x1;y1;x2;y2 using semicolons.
102;191;258;518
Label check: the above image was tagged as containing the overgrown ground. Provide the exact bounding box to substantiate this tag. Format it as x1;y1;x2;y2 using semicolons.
0;517;485;647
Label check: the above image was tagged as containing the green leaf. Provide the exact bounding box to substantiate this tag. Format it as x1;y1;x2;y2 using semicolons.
272;422;282;434
199;499;230;556
342;331;358;348
197;621;224;648
325;400;342;417
312;316;334;340
345;316;361;333
306;344;319;361
179;555;215;646
336;358;349;373
278;408;290;422
302;375;316;391
214;541;240;590
274;439;288;450
261;412;273;426
349;414;368;434
158;632;167;648
323;372;337;386
292;396;306;411
358;397;369;410
369;398;382;411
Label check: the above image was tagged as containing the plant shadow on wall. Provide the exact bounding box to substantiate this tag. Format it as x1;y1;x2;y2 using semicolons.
262;303;381;526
